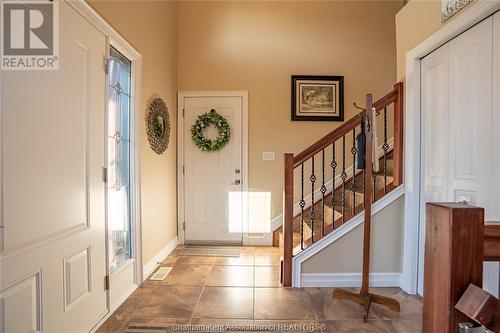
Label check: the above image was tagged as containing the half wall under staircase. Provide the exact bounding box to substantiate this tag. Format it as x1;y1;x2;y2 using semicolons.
279;83;404;287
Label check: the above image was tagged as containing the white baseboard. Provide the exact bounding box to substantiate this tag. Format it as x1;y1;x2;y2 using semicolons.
243;232;273;246
142;236;178;280
301;272;401;288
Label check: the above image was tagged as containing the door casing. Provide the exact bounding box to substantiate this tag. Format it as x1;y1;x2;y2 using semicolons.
177;91;249;245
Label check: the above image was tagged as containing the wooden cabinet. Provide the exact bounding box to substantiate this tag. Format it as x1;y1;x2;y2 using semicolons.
422;203;484;333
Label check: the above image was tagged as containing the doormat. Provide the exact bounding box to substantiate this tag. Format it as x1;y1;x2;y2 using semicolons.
178;245;240;257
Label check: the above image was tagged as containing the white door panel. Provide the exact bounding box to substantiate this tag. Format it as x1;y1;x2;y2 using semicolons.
1;1;108;331
422;43;449;204
183;96;243;243
448;17;492;211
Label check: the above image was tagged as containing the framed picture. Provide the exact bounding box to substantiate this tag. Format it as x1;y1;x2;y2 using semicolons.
291;75;344;121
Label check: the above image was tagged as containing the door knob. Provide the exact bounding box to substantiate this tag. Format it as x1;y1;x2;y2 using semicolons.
235;169;240;174
233;179;241;185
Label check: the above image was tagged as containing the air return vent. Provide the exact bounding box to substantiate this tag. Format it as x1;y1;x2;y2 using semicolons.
149;267;172;281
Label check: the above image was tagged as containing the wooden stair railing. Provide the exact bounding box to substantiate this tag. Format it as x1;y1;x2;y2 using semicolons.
281;82;404;287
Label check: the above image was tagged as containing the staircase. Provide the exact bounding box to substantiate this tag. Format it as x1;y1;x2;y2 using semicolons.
280;83;404;287
276;151;395;252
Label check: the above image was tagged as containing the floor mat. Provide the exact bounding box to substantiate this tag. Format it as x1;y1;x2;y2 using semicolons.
177;245;241;257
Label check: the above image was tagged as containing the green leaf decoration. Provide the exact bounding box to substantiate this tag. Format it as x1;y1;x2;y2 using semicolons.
191;109;231;152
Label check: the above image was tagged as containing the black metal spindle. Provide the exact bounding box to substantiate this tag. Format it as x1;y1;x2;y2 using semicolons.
330;142;337;226
383;107;389;194
351;128;357;215
320;149;326;236
310;156;316;242
341;136;347;221
299;163;305;250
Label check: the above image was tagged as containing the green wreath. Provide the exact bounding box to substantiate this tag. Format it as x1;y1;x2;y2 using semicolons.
191;109;231;152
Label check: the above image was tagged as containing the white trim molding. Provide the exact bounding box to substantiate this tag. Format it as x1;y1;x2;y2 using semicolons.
301;272;401;288
177;91;249;245
292;185;404;287
142;237;178;280
402;0;500;295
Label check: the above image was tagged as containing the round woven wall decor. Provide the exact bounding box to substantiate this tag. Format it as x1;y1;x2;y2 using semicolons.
146;96;170;154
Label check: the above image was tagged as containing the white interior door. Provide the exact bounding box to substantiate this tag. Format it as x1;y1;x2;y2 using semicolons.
183;95;244;244
420;16;498;296
1;1;108;331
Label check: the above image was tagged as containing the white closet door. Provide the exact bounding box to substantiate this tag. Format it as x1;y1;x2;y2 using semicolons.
420;43;450;295
448;16;493;210
420;16;494;296
421;44;450;204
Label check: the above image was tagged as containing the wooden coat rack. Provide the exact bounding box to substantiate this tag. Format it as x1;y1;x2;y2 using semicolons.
332;94;401;321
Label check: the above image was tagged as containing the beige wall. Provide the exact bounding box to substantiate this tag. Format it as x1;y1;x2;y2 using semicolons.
178;1;402;219
396;0;479;80
88;1;179;264
302;196;404;273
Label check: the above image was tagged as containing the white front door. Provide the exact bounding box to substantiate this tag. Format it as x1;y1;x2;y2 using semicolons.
420;16;497;296
182;95;245;244
1;1;108;331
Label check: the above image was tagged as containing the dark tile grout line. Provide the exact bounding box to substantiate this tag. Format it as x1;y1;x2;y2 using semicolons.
188;262;213;325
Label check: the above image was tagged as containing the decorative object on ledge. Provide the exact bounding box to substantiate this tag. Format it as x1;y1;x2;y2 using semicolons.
291;75;344;121
146;96;170;154
191;109;231;152
441;0;473;22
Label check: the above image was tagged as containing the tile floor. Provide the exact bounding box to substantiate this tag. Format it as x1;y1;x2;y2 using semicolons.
97;246;422;332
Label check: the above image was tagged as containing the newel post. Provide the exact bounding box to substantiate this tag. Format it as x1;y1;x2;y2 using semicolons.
393;82;404;186
282;153;294;287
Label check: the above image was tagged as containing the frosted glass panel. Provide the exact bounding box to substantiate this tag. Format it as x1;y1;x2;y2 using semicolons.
107;47;132;272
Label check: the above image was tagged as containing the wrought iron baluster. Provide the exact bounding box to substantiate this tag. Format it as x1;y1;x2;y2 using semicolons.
341;136;347;221
351;128;357;216
320;149;326;236
310;156;316;242
299;163;305;250
383;107;389;194
330;142;337;227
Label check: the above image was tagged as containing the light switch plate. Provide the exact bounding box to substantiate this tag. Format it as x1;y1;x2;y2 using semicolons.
262;152;276;161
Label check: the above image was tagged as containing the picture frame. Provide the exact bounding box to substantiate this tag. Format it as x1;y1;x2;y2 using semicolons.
291;75;344;121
